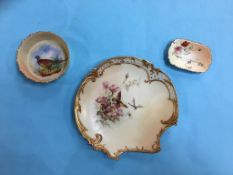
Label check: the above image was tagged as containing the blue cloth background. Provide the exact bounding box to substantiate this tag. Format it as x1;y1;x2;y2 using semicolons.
0;0;232;174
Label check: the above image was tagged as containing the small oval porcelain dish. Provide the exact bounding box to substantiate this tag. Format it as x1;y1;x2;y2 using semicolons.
17;32;69;83
168;39;211;72
74;56;178;159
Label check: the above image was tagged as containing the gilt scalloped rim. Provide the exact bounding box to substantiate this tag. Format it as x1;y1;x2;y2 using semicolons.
17;31;69;83
74;56;178;159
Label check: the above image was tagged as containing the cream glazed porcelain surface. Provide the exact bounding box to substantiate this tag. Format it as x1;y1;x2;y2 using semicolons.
168;39;212;72
74;57;178;159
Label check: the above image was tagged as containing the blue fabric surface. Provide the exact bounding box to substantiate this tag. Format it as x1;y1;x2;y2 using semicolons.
0;0;233;174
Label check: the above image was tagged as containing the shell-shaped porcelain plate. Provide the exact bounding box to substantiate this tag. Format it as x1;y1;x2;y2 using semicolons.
17;32;69;83
168;39;211;72
74;57;178;159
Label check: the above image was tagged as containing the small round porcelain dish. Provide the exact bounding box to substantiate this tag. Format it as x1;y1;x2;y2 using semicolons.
168;39;211;72
17;32;69;83
74;56;178;159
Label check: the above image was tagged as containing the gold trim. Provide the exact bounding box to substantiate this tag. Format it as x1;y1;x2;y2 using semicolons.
16;31;70;83
74;56;178;159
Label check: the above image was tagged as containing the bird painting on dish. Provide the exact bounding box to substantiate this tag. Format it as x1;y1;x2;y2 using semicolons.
29;42;66;77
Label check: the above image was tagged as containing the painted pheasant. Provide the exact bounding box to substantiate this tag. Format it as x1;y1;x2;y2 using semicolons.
35;55;66;77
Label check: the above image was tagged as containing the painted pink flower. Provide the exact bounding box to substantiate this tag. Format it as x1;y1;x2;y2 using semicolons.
96;96;108;104
96;81;129;123
117;108;123;116
174;46;182;54
109;84;119;93
105;105;112;113
106;112;112;117
102;81;109;89
96;97;102;103
111;111;118;117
